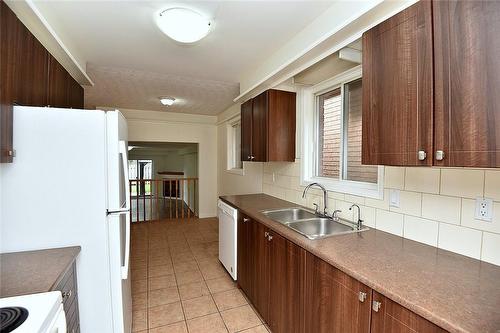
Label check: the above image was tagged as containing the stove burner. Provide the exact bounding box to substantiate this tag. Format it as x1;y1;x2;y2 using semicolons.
0;307;29;333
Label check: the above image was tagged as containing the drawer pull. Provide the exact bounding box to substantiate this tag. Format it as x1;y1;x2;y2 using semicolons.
358;291;367;303
62;290;72;299
243;217;250;223
372;300;382;312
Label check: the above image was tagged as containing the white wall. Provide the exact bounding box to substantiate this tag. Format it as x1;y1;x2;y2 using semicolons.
119;108;217;218
217;104;263;196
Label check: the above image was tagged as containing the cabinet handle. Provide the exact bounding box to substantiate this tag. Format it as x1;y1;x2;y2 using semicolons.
435;150;445;161
372;300;382;312
417;150;426;161
243;217;250;223
358;291;367;303
247;155;252;160
62;290;72;299
268;234;273;241
250;155;255;160
264;231;269;238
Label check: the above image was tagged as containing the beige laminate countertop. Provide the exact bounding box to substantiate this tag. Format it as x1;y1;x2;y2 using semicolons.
220;194;500;333
0;246;81;297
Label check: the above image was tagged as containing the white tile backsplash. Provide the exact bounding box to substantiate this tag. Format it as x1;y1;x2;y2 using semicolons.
438;223;482;260
440;169;484;198
405;168;440;194
422;194;461;225
260;160;500;266
403;216;439;247
375;210;404;236
481;232;500;266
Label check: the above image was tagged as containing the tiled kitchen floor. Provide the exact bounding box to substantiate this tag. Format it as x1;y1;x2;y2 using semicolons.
130;218;269;333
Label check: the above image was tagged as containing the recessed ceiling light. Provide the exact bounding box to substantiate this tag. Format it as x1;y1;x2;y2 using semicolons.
156;7;211;43
159;97;175;106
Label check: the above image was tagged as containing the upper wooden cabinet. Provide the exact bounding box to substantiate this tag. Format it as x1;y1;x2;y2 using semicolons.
433;0;500;167
0;0;84;163
362;0;500;168
240;89;296;162
362;0;433;166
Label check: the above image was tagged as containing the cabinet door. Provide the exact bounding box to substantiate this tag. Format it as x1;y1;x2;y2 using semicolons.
362;1;433;166
251;91;268;162
241;99;253;162
433;0;500;167
251;221;270;323
267;90;296;162
237;213;252;299
48;55;70;108
304;252;371;333
68;77;84;109
371;291;446;333
269;232;305;333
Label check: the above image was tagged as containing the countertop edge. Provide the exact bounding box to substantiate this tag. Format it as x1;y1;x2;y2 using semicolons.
49;246;81;291
219;195;467;333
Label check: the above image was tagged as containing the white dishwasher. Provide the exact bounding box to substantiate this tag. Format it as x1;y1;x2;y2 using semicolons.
218;199;238;280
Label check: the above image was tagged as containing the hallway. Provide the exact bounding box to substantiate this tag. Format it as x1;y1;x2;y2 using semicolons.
130;218;269;333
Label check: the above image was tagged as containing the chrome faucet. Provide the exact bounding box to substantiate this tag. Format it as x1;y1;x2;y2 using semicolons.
349;204;363;230
332;209;342;222
302;182;328;217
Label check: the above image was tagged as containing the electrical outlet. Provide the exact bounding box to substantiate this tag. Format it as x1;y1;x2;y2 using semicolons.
475;197;493;222
389;189;400;208
272;173;275;183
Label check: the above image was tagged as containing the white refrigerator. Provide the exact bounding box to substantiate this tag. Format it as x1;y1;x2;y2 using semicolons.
0;106;132;333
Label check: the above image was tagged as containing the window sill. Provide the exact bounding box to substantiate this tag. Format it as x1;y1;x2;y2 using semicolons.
301;174;384;199
226;168;245;176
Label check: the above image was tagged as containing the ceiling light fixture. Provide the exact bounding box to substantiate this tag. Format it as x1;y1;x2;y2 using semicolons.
156;7;211;43
159;97;175;106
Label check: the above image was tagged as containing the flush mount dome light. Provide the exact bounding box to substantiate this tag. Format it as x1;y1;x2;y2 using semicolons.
156;7;211;43
160;97;175;106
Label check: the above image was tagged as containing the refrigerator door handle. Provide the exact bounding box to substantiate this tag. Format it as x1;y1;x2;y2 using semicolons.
119;140;131;280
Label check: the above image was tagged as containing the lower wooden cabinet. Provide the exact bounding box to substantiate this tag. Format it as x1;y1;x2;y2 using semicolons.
304;252;372;333
236;213;449;333
53;262;80;333
370;291;446;333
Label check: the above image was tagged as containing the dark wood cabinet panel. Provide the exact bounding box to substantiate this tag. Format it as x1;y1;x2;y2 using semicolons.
433;0;500;167
252;220;270;323
251;91;268;162
371;291;446;333
304;252;372;333
237;213;253;300
240;89;295;162
362;0;433;166
0;0;84;163
267;89;296;162
269;232;305;333
240;99;253;162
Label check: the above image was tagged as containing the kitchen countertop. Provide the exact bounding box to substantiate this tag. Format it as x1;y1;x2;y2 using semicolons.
0;246;81;297
220;194;500;333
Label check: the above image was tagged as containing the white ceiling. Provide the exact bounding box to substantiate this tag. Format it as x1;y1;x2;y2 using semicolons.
34;1;334;115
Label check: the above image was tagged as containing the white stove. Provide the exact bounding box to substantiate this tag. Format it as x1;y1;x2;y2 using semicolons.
0;291;66;333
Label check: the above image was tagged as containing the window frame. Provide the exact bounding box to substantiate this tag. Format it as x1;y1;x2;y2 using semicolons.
226;116;244;175
300;65;384;199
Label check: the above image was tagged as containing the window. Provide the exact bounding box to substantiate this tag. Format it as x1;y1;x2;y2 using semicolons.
301;66;383;198
128;159;153;196
227;119;243;173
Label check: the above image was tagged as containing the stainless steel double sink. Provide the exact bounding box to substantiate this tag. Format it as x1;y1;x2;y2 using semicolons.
261;207;368;240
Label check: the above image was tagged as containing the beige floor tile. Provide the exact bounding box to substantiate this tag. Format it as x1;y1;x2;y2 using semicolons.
148;302;185;329
212;289;248;311
132;291;148;311
132;278;148;295
206;275;237;294
186;313;228;333
200;264;227;280
172;253;195;264
239;325;269;333
182;295;218;319
178;281;210;300
132;309;147;332
173;260;199;274
149;274;177;291
149;264;175;278
175;269;203;285
148;321;188;333
149;287;180;307
150;256;172;266
220;305;261;333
